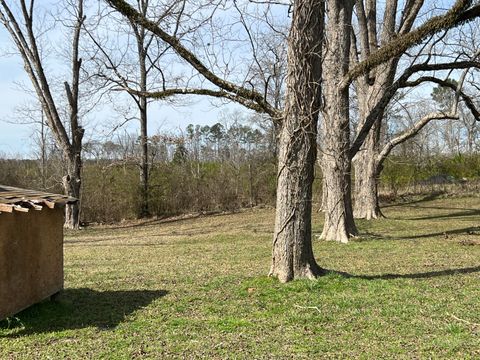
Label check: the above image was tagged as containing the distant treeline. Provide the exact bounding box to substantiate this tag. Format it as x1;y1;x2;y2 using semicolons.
1;123;479;223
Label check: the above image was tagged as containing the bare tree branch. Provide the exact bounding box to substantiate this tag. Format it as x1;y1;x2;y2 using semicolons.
104;0;279;119
377;111;458;165
403;75;480;120
343;0;480;87
350;58;480;159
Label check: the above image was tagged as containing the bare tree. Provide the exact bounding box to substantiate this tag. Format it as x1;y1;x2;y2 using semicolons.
320;0;480;242
269;0;324;281
86;0;193;217
0;0;86;228
350;2;480;220
319;0;357;243
356;25;480;218
350;0;422;220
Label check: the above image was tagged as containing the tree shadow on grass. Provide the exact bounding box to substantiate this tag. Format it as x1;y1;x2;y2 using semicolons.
351;227;479;242
327;265;480;280
350;231;392;242
0;288;167;337
400;208;480;221
382;191;445;208
100;210;234;231
395;226;480;240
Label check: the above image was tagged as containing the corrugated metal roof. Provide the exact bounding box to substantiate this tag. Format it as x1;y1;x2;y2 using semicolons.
0;185;77;213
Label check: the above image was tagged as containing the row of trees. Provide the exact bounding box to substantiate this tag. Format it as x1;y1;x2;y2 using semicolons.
3;118;478;224
2;129;478;223
0;117;281;221
1;0;480;281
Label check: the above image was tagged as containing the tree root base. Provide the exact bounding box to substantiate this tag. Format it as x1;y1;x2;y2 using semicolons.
269;262;326;283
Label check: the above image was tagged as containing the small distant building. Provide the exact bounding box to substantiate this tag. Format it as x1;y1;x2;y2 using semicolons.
0;185;76;320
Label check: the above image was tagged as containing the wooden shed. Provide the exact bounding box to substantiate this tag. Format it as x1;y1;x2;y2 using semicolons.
0;185;76;320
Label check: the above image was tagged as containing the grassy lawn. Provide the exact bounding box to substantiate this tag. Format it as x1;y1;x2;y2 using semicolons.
1;196;479;359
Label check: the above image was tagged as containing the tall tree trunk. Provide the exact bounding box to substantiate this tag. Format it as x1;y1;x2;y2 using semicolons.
40;109;47;190
269;0;324;283
353;119;383;219
139;95;149;218
319;0;357;243
64;149;82;229
63;78;84;229
63;0;85;229
352;62;396;220
351;0;422;220
135;0;150;218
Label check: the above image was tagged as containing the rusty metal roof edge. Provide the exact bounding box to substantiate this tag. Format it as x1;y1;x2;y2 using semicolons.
0;185;78;208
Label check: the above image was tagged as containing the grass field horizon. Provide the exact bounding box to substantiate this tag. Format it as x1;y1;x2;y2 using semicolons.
1;195;479;358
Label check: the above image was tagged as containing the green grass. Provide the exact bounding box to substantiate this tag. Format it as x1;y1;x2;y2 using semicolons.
1;196;480;358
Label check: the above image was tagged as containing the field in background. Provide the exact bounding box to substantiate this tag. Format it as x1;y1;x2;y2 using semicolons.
1;196;479;358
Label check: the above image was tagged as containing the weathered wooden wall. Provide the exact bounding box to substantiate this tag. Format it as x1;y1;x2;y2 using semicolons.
0;207;63;320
